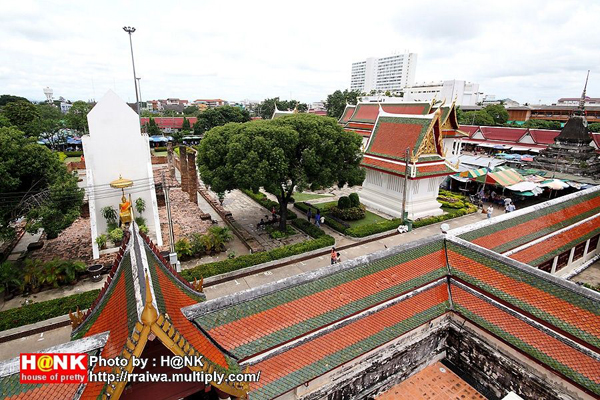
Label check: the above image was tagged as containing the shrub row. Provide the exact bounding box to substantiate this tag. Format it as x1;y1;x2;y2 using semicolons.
152;146;167;152
181;234;334;281
291;218;325;238
345;219;403;237
330;205;366;221
64;151;83;157
0;289;99;332
241;189;297;220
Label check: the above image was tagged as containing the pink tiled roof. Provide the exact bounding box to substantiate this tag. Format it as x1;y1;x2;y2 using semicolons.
528;129;560;144
480;126;527;141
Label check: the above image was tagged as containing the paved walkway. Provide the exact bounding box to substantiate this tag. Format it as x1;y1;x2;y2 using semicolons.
222;190;307;251
204;209;487;299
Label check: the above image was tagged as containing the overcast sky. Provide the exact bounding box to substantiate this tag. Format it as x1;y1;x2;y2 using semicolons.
1;0;599;105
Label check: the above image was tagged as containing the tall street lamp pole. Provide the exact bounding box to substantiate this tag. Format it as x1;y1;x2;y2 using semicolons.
123;26;141;128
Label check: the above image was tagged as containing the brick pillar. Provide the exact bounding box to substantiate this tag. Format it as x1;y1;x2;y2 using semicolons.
167;142;175;180
187;151;198;204
179;145;188;194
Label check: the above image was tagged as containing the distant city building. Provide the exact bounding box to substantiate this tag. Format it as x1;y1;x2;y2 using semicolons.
481;95;520;107
193;99;227;108
350;52;417;93
60;101;72;114
557;96;600;106
403;80;483;106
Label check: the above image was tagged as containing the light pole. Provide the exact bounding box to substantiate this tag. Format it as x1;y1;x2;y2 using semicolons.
123;26;141;127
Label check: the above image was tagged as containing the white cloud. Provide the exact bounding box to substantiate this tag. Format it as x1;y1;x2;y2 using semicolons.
0;0;598;104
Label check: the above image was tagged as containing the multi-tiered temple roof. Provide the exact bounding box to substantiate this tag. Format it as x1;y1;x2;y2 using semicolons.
1;188;599;400
360;109;457;179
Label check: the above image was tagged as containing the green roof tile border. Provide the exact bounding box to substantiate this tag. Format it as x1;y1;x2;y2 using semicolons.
453;301;600;396
446;238;600;349
229;268;446;359
250;302;448;400
191;238;445;330
457;189;600;246
519;224;600;266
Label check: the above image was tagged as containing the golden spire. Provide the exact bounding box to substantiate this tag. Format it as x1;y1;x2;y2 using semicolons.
69;307;85;329
141;274;158;325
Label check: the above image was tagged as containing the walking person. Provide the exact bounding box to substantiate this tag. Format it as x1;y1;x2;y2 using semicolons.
307;208;312;222
487;205;494;219
508;202;516;213
315;211;321;227
331;247;337;265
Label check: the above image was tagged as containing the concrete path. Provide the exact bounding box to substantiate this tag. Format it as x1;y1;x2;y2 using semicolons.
204;210;487;299
0;326;72;361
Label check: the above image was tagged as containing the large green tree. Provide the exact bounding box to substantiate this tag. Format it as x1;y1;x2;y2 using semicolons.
181;116;191;131
197;114;365;231
482;104;509;125
459;110;495;125
65;101;90;134
183;105;199;116
193;105;251;135
258;98;308;120
325;89;361;119
2;100;39;135
32;104;66;149
0;94;29;107
0;127;84;239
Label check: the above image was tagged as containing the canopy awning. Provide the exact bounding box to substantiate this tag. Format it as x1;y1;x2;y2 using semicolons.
451;175;470;183
459;167;490;178
476;168;525;187
540;179;570;190
149;135;169;143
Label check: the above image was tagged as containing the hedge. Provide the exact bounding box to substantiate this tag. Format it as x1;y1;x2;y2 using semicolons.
0;289;99;332
241;189;297;220
345;219;403;237
64;150;83;157
181;233;334;281
152;146;167;152
291;218;325;238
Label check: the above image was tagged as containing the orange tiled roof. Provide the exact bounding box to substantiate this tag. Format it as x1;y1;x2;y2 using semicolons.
509;214;600;265
451;285;600;390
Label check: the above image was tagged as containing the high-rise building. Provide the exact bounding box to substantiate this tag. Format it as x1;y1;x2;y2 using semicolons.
350;52;417;93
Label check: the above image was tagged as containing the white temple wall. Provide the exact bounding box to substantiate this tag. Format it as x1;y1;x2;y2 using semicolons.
83;90;163;259
360;169;444;219
443;137;463;157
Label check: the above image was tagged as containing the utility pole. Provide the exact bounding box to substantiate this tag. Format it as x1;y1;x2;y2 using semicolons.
401;147;410;223
123;26;141;129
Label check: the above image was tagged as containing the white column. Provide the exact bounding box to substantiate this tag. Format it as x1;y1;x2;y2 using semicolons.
550;256;558;274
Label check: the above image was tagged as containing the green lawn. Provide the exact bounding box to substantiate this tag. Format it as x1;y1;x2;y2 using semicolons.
311;201;388;227
152;151;168;157
64;157;80;164
293;192;334;202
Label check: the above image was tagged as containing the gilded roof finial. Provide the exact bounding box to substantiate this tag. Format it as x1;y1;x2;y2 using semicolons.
141;274;158;325
69;307;85;329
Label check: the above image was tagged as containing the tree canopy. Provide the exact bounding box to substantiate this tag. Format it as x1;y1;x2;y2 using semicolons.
65;101;90;134
483;104;509;125
522;119;562;130
197;114;365;230
325;89;361;119
0;127;83;239
0;94;30;107
32;104;66;148
193;105;251;135
2;100;39;135
258;98;308;120
146;117;161;135
183;105;199;116
588;122;600;133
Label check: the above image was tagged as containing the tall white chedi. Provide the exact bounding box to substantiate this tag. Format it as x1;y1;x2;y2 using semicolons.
83;90;162;259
